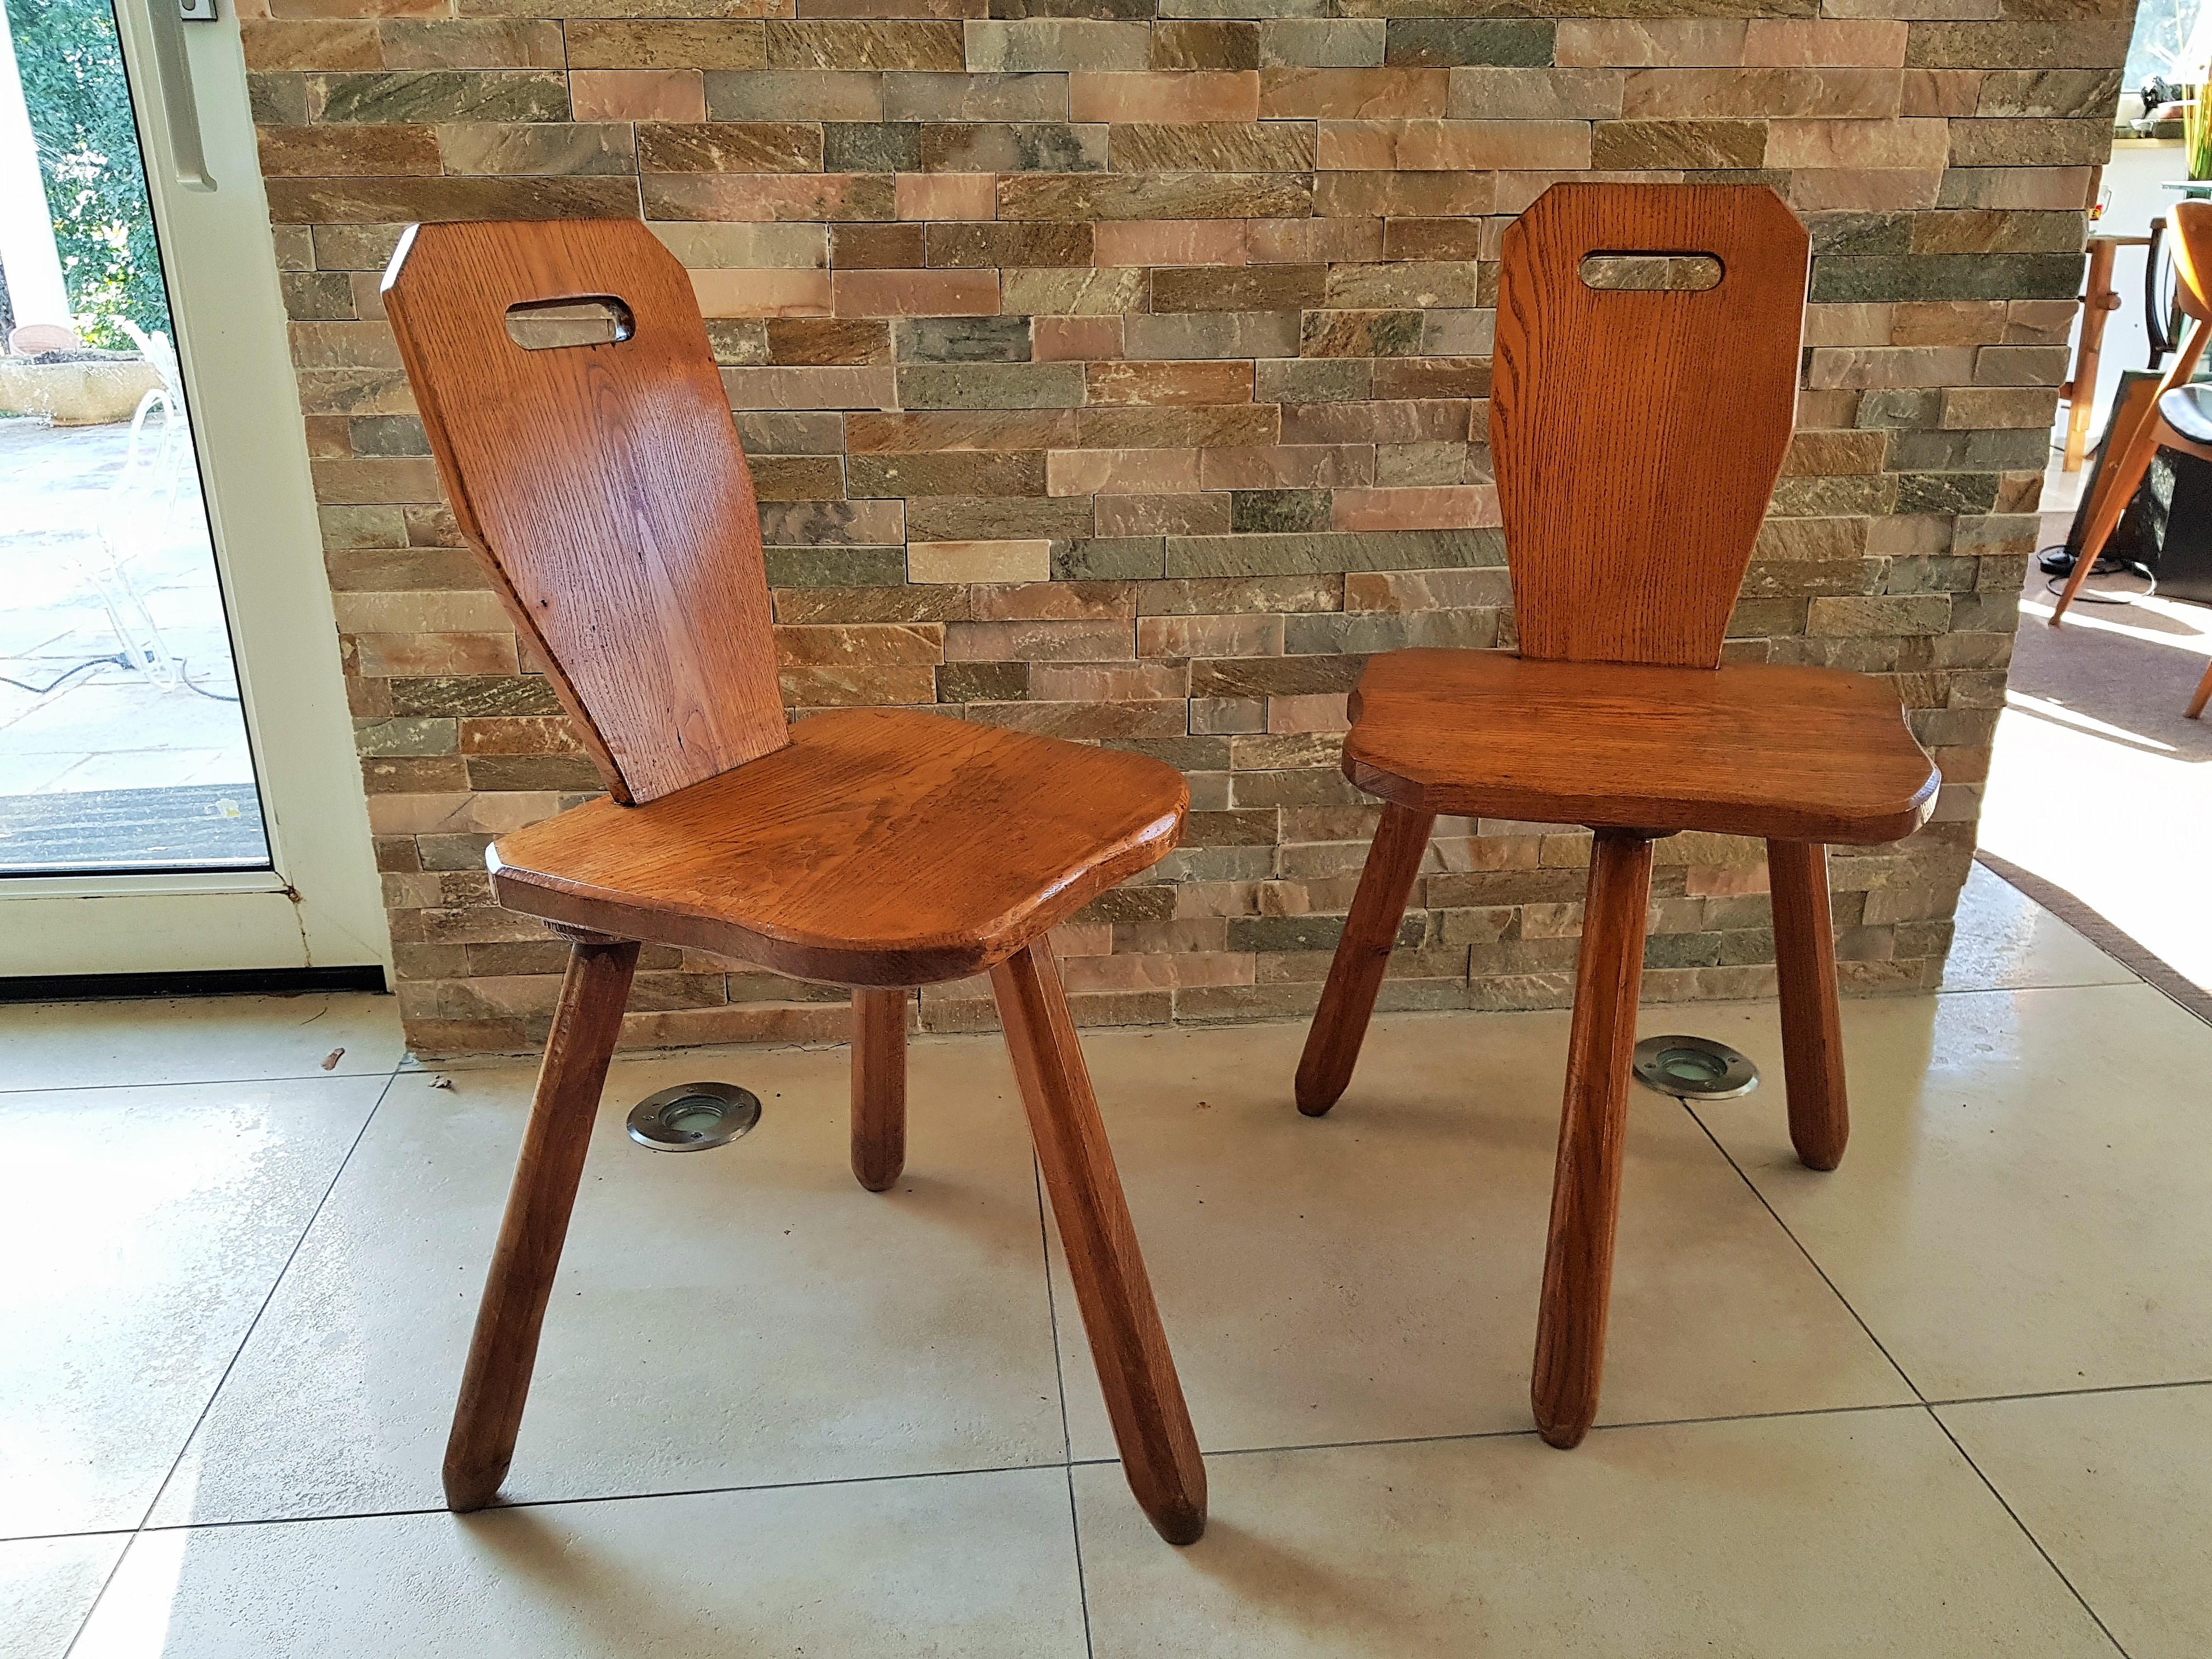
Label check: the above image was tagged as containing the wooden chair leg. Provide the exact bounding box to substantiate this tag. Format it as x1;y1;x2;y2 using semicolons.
991;938;1206;1545
2053;409;2163;626
1767;840;1848;1172
850;988;907;1192
2188;657;2212;720
443;933;638;1512
1531;830;1654;1452
1294;802;1435;1117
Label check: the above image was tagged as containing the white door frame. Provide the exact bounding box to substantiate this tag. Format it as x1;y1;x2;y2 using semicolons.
0;0;387;978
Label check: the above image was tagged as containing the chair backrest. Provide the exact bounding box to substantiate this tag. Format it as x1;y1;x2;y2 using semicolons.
2147;199;2212;400
1490;183;1811;669
382;218;786;806
2174;199;2212;328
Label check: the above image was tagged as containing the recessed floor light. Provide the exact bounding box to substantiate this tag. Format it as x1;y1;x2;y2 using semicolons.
626;1081;761;1151
1631;1035;1758;1101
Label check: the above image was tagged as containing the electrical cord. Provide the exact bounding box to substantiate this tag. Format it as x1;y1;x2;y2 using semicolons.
2036;544;2157;606
0;651;241;701
178;662;240;702
0;652;132;696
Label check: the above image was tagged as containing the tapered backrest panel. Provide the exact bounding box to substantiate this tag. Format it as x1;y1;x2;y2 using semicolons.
382;218;786;806
1490;184;1810;669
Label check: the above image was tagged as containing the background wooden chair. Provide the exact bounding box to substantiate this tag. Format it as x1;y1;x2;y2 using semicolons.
2052;199;2212;722
382;218;1205;1544
1291;184;1940;1451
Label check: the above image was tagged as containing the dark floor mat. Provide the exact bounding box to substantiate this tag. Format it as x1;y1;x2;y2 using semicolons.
0;781;269;873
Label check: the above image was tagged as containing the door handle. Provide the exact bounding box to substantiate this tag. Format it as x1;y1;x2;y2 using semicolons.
144;0;213;191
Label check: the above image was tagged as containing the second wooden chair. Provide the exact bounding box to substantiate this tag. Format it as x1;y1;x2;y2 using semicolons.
1292;183;1940;1449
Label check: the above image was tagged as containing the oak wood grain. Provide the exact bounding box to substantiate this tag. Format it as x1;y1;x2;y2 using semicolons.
1295;802;1434;1118
388;218;1204;1543
1297;185;1903;1453
1530;831;1652;1451
443;934;637;1511
1492;182;1810;669
1344;649;1939;846
1768;839;1849;1172
994;938;1207;1545
383;218;786;805
850;988;907;1193
485;707;1189;988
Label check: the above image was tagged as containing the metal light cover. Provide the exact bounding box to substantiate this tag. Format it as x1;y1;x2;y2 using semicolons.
626;1081;761;1151
1631;1035;1759;1101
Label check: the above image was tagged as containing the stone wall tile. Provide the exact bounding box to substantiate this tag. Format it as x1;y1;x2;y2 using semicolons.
263;0;2090;1052
572;69;708;120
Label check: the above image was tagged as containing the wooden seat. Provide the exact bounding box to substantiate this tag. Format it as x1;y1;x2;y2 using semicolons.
2054;198;2212;721
491;707;1185;986
1292;183;1940;1452
383;217;1205;1545
1346;651;1936;844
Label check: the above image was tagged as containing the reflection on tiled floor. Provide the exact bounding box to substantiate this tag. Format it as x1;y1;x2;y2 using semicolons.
5;873;2207;1656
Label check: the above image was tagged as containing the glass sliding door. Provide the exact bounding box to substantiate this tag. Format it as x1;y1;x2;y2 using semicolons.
0;0;382;975
0;0;267;868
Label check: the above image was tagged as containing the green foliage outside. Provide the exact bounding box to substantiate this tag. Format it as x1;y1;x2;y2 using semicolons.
6;0;172;349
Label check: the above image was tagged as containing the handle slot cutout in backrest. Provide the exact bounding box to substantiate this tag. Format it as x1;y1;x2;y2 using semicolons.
1578;252;1724;293
503;295;636;351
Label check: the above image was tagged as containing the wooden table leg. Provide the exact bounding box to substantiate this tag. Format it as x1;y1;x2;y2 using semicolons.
1768;840;1848;1172
992;937;1206;1544
850;988;908;1192
2188;657;2212;719
1531;830;1653;1452
443;932;638;1511
1295;802;1435;1117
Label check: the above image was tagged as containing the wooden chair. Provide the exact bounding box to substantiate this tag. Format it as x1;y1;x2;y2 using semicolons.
1291;184;1939;1451
382;218;1205;1545
2052;197;2212;726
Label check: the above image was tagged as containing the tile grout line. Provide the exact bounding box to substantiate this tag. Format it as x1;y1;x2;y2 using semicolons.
1680;1094;2131;1658
114;1459;1077;1538
1926;1410;2134;1659
1925;1375;2212;1409
1030;1156;1097;1659
1678;1094;1928;1406
83;1374;2212;1547
0;1066;405;1097
59;1059;407;1659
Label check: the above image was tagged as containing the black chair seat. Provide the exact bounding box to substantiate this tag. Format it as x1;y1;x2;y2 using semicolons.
2158;381;2212;446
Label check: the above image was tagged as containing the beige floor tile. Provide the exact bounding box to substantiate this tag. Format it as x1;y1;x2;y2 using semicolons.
1941;1384;2212;1659
0;1080;385;1538
1688;983;2212;1400
1940;862;2137;994
0;994;403;1092
149;1040;1064;1525
1050;1014;1911;1462
81;1468;1085;1658
1075;1409;2115;1657
0;1533;127;1659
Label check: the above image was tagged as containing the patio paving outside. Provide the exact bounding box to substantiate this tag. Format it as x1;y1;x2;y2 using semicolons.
0;415;267;873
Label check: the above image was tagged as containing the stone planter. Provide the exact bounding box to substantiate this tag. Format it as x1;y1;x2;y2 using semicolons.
0;357;164;426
